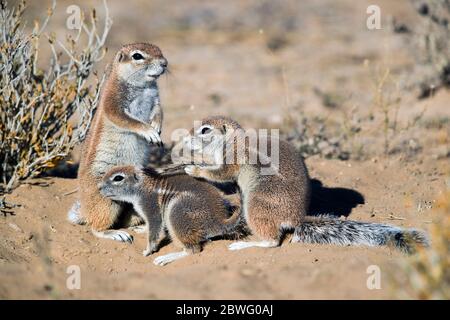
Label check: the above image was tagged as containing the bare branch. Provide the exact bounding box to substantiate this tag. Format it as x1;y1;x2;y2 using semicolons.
0;0;112;195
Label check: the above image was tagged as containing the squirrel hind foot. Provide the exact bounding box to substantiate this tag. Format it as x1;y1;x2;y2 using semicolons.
153;250;189;266
228;240;279;251
92;229;134;243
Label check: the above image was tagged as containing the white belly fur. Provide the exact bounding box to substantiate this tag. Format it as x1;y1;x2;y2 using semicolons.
91;86;159;176
126;87;159;122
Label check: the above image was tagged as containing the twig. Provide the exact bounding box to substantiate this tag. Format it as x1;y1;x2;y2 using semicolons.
387;214;406;221
0;196;20;216
62;188;78;197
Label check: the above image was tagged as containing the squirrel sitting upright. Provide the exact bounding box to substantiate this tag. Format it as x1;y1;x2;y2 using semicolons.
68;43;167;242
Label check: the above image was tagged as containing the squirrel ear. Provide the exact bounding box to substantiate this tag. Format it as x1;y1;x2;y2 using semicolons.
117;52;124;62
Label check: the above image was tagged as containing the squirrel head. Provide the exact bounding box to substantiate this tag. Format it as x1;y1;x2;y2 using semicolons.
98;165;144;203
191;116;243;136
113;43;168;88
179;116;244;167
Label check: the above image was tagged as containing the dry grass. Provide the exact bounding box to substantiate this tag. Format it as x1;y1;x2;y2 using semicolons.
394;179;450;299
281;59;431;161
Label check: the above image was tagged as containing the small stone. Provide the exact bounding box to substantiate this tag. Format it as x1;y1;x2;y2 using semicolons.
8;223;22;232
241;268;256;277
44;284;53;292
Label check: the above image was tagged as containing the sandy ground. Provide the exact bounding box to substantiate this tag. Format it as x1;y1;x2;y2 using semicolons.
1;0;449;299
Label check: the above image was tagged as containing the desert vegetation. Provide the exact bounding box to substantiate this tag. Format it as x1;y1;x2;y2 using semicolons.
394;185;450;299
0;0;110;210
394;0;450;97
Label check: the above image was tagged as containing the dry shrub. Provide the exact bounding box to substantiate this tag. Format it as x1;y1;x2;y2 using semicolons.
396;182;450;299
282;60;430;161
281;107;351;160
0;0;111;194
365;62;427;156
399;0;450;97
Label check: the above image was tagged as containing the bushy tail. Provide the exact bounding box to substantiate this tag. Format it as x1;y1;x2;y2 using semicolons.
292;216;429;254
67;200;86;225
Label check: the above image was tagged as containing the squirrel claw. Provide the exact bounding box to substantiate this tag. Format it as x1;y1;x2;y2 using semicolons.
142;129;162;146
92;230;133;243
153;251;189;266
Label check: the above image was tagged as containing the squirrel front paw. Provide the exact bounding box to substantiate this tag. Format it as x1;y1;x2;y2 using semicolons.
141;128;162;146
143;242;159;257
184;165;201;177
151;121;162;135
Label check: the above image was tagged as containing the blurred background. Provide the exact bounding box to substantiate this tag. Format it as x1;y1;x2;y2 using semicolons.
19;0;449;143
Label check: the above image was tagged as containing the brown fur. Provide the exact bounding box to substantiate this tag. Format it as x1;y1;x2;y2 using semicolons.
180;116;429;254
182;116;311;245
74;43;167;237
98;166;243;265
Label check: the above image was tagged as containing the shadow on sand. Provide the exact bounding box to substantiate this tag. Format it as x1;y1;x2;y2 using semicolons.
308;178;365;217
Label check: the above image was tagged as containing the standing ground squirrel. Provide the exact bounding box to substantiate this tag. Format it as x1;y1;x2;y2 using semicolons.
175;116;429;253
67;43;168;242
98;165;243;265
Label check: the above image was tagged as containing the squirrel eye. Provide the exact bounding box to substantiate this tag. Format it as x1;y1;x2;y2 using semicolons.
112;174;125;182
131;52;144;60
200;126;212;135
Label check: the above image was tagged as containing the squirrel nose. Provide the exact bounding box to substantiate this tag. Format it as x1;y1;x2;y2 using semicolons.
160;59;168;69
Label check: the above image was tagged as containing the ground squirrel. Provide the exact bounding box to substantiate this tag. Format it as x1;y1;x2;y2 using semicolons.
173;116;429;253
67;43;168;242
98;165;243;265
